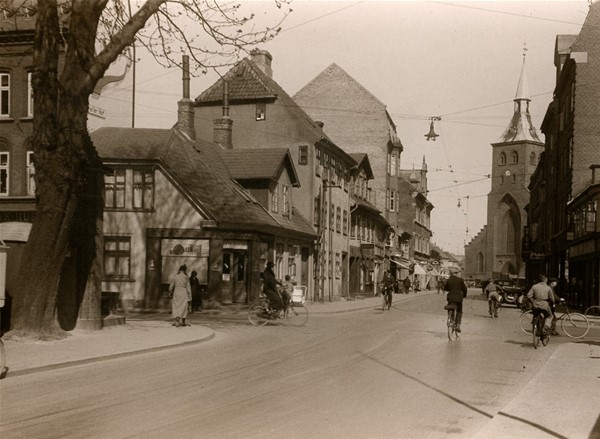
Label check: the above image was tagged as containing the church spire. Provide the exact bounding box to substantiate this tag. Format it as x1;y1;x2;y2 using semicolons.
499;45;541;143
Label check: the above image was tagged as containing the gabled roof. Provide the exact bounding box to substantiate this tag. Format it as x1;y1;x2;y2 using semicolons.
350;153;374;179
91;126;316;239
221;148;300;186
195;56;354;163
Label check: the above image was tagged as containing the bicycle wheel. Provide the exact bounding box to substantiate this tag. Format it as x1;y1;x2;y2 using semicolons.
520;310;533;335
532;317;540;349
381;293;387;311
561;313;590;338
0;340;5;379
584;306;600;327
447;311;457;340
247;303;270;326
284;303;308;327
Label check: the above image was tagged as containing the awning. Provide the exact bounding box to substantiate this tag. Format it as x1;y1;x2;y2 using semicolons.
391;260;410;269
413;264;427;275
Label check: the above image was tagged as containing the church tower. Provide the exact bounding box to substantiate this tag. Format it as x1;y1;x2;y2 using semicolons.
485;50;544;280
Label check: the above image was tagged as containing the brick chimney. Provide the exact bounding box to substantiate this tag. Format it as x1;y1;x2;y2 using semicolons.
177;55;195;140
250;49;273;78
213;80;233;148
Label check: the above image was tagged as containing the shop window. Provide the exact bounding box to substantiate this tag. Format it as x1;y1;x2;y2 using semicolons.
104;236;131;279
133;169;154;210
0;151;8;195
105;169;126;209
0;73;9;117
288;245;298;278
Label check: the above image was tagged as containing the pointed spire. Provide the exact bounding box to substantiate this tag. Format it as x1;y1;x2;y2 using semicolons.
499;45;541;143
515;43;530;101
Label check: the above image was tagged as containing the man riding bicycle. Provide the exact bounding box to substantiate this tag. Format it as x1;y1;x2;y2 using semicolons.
262;261;284;313
485;279;502;318
444;267;468;332
381;270;395;309
526;274;555;334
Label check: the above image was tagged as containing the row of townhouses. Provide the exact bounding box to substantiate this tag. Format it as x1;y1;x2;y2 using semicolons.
0;13;444;324
465;1;600;311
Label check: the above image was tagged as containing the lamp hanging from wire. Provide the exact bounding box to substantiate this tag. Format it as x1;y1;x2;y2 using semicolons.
425;116;441;141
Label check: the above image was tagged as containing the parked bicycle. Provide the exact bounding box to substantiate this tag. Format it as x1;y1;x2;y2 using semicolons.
247;289;308;327
520;298;589;338
445;303;459;340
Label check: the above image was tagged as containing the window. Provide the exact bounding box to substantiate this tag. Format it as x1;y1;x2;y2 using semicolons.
288;245;298;278
282;184;290;217
271;183;279;213
585;200;597;233
335;252;341;279
530;152;536;165
299;145;308;166
390;154;397;177
387;153;391;175
323;152;329;168
0;73;9;117
315;147;321;174
336;206;341;233
512;174;517;184
390;190;395;212
256;103;266;121
330;202;335;230
105;169;126;209
275;243;284;278
27;72;33;117
27;151;35;195
104;236;131;279
499;152;506;165
512;151;518;164
343;209;348;235
133;169;154;210
314;195;320;227
0;152;8;195
351;214;356;238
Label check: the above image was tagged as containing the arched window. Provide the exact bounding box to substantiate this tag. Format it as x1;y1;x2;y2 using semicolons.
499;152;506;165
512;151;518;164
530;152;536;165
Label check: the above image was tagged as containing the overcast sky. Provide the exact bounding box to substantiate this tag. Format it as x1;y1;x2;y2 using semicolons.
91;0;589;255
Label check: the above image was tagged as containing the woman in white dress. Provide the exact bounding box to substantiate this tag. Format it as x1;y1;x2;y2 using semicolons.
169;264;191;327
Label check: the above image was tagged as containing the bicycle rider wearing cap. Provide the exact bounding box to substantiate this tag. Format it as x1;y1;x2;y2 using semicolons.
444;267;468;332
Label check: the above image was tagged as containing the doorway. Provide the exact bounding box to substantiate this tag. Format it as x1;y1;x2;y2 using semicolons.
222;251;247;303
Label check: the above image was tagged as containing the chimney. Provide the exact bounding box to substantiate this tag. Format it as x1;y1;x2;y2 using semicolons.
250;49;273;78
213;80;233;148
177;55;195;139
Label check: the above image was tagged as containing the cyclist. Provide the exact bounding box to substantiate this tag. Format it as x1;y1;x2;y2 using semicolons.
444;267;468;332
262;261;284;313
526;274;555;334
485;279;502;317
382;270;395;309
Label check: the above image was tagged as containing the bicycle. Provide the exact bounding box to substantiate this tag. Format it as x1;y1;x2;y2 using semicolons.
381;287;392;311
584;305;600;328
488;295;501;318
445;303;459;340
531;308;551;349
520;298;589;338
247;290;308;327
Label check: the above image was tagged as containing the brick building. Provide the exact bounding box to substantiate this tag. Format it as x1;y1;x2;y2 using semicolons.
527;2;600;309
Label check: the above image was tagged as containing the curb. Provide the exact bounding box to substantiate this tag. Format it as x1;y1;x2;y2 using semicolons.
3;330;215;378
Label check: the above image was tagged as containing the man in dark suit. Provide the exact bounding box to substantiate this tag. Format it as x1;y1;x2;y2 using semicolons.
444;267;468;332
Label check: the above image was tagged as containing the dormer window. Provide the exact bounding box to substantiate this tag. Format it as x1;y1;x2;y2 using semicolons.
256;103;266;121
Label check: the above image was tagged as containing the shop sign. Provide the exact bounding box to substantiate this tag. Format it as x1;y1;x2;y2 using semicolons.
161;239;209;257
223;240;248;250
0;222;32;242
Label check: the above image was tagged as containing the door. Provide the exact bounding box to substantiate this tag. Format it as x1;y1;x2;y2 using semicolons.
222;251;248;304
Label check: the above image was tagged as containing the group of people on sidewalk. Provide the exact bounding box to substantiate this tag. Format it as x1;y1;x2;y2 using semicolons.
168;264;203;327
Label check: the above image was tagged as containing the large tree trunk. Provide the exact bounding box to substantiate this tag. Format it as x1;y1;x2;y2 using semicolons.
9;1;106;339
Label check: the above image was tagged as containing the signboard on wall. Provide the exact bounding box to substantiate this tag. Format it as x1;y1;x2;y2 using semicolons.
161;239;209;257
161;239;210;284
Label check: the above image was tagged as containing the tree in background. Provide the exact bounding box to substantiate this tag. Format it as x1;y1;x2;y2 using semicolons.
2;0;289;339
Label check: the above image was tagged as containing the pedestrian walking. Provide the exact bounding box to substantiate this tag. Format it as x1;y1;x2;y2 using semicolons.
169;264;192;327
403;276;411;294
190;270;202;312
